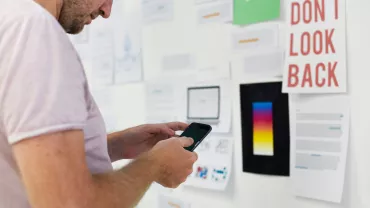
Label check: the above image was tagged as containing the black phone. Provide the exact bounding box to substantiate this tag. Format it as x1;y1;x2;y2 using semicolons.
180;122;212;152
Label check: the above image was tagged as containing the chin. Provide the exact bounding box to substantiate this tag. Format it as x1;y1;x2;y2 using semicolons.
66;25;85;35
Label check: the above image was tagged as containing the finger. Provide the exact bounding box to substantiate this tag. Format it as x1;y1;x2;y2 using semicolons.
187;168;194;176
147;123;174;135
190;152;198;163
178;137;194;147
167;122;189;131
157;124;175;137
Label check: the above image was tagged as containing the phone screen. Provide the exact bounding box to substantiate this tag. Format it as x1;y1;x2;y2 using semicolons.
181;123;212;152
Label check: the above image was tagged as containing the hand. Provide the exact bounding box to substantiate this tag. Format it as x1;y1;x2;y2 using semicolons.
149;137;198;188
109;122;189;160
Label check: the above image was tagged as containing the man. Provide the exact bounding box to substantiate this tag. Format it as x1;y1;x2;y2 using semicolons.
0;0;198;207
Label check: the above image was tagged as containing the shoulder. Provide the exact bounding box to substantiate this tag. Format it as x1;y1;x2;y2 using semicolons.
1;0;46;24
0;0;87;96
0;0;66;41
0;0;81;66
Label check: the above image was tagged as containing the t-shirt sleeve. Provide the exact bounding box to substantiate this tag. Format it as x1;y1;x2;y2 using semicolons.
0;10;89;144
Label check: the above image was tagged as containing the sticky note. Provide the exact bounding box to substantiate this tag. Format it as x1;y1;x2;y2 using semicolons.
233;0;280;25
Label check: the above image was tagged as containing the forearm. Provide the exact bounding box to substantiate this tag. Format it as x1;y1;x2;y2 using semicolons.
14;130;159;208
107;130;125;162
107;127;140;161
90;152;158;208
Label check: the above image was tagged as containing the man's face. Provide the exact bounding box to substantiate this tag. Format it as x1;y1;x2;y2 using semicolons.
58;0;113;34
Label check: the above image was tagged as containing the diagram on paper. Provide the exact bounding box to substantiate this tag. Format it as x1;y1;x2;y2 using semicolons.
113;0;143;84
197;140;211;152
184;137;233;190
211;166;228;182
195;166;209;179
215;139;229;154
117;34;142;71
115;33;143;84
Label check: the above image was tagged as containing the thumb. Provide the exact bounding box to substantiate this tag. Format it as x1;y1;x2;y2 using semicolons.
179;137;194;147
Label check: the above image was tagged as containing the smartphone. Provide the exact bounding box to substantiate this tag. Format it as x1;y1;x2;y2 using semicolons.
180;122;212;152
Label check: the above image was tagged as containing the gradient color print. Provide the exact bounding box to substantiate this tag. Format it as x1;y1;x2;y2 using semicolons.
252;102;274;156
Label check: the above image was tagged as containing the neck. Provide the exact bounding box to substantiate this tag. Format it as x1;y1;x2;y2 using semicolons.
34;0;62;18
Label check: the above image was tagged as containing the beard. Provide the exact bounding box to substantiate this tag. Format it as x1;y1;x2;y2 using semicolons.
59;16;85;34
58;0;90;34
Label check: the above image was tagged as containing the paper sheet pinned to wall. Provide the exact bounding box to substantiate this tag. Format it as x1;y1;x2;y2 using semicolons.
145;82;180;124
90;54;114;86
159;54;230;82
230;24;284;80
69;0;143;88
233;0;280;25
240;82;290;176
196;62;231;82
112;0;143;84
242;50;285;77
90;88;118;133
196;2;233;24
89;17;115;87
162;54;196;72
290;94;350;203
195;0;230;5
142;0;174;25
184;136;233;190
231;24;280;51
145;80;232;134
282;0;347;93
158;194;191;208
182;80;232;133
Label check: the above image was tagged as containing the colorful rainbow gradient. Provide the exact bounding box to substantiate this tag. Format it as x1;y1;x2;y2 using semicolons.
252;102;274;156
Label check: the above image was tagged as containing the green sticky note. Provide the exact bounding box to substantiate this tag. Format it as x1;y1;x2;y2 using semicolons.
233;0;280;25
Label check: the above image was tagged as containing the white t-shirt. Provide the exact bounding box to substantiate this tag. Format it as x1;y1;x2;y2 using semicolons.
0;0;113;207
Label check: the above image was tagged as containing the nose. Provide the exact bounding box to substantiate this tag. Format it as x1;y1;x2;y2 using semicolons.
99;0;113;18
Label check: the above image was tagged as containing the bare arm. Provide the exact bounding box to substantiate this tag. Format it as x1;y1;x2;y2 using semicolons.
13;130;196;208
107;122;189;162
13;130;158;208
107;130;126;162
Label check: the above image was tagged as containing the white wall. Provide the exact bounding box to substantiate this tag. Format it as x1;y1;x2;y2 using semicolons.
110;0;370;207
